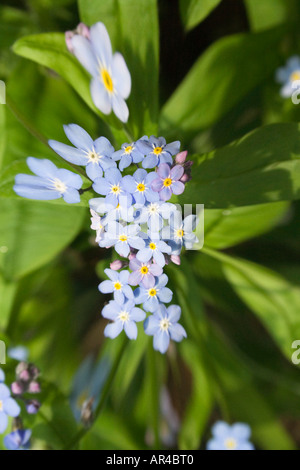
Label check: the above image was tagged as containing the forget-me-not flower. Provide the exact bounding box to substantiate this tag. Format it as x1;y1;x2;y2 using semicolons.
136;232;171;268
122;169;159;206
14;157;83;204
99;269;134;304
134;274;173;313
4;429;32;451
90;209;107;244
206;421;254;450
71;22;131;122
0;383;21;433
162;212;199;254
99;221;145;258
102;299;146;340
89;197;134;223
128;258;163;288
49;124;116;181
112;142;144;171
144;304;187;354
93;168;133;209
136;136;180;169
151;163;185;201
135;201;177;232
275;56;300;98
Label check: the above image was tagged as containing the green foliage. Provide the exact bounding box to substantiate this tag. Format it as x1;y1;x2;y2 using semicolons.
180;0;223;32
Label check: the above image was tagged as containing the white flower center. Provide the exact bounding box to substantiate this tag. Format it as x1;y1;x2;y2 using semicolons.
86;149;102;164
159;318;170;332
52;178;67;193
148;203;159;215
118;310;130;323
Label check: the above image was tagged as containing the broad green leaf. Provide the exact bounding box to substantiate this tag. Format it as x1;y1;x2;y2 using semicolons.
0;198;86;281
159;28;284;143
202;248;300;360
0;275;18;331
79;0;159;138
204;202;288;249
180;0;222;31
244;0;298;31
177;123;300;209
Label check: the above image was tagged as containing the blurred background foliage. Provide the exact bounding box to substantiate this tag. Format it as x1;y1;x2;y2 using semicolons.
1;0;300;450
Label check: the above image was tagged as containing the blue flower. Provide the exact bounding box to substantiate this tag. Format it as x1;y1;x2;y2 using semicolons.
207;422;254;450
70;355;110;423
144;304;187;354
151;163;185;201
134;274;173;313
89;198;134;223
4;430;32;450
102;300;146;340
0;383;20;433
99;222;145;258
135;201;177;232
93;168;133;209
70;22;131;122
128;258;163;288
49;124;116;181
90;209;107;244
275;56;300;98
136;232;171;268
162;212;199;255
14;157;83;204
0;369;4;383
136;136;180;169
112;142;144;171
7;346;29;363
99;269;134;304
122;168;160;206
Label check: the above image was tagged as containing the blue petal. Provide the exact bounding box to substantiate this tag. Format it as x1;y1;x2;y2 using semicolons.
157;287;173;304
124;321;138;340
91;77;112;115
99;280;114;294
153;330;170;354
112;52;131;99
27;157;57;178
63;124;93;152
90;22;113;68
14;185;61;201
71;35;98;77
48;140;87;165
142;154;158;169
104;321;123;339
62;188;81;204
3;397;20;418
86;162;103;181
112;93;129;123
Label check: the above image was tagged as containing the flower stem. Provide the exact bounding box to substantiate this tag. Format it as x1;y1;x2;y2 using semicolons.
64;336;128;450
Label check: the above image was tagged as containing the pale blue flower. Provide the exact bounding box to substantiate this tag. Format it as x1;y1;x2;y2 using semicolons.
136;232;171;268
90;209;107;244
71;22;131;122
99;269;134;304
112;142;144;171
128;258;163;288
14;157;83;204
144;304;187;354
134;274;173;313
134;201;177;232
102;300;146;340
151;163;185;201
136;136;180;169
99;222;145;258
93;168;133;209
49;124;116;181
207;422;254;450
162;212;199;255
275;56;300;98
7;346;29;363
0;383;21;433
89;197;134;223
122;168;159;206
4;430;31;451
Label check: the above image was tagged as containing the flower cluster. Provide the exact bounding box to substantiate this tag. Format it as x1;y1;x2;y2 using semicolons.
11;362;41;415
13;21;199;355
275;55;300;98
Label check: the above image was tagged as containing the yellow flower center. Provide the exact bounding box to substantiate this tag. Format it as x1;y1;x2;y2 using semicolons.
291;70;300;82
159;318;170;332
224;438;237;450
114;282;122;290
118;311;129;323
119;235;128;242
137;183;145;192
101;69;114;93
111;185;121;195
140;266;149;275
125;146;133;154
0;400;2;412
148;288;157;297
149;242;156;250
153;147;163;155
163;178;172;187
53;179;67;193
176;229;184;239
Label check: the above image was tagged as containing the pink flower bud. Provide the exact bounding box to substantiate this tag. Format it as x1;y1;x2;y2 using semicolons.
28;381;41;394
110;260;124;271
65;31;74;53
65;23;90;54
76;23;90;40
11;381;24;396
128;252;136;261
171;255;181;266
175;151;188;165
180;173;191;183
19;369;30;382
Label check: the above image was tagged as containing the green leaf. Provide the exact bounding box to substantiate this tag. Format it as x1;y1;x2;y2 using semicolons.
244;0;298;31
0;274;18;331
79;0;159;138
159;28;284;143
0;198;86;281
178;123;300;209
204;202;289;249
202;248;300;360
180;0;222;31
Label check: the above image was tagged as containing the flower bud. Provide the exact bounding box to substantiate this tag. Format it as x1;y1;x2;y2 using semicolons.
11;381;25;396
26;400;41;415
110;260;124;271
180;173;191;183
19;369;30;382
175;151;188;165
65;23;90;53
28;381;41;394
171;255;181;266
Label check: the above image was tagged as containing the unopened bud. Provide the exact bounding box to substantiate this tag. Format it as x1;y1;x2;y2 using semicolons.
175;151;188;165
26;400;41;415
11;381;25;396
28;381;41;394
110;260;124;271
171;255;181;266
19;370;30;382
65;23;90;53
180;173;191;183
